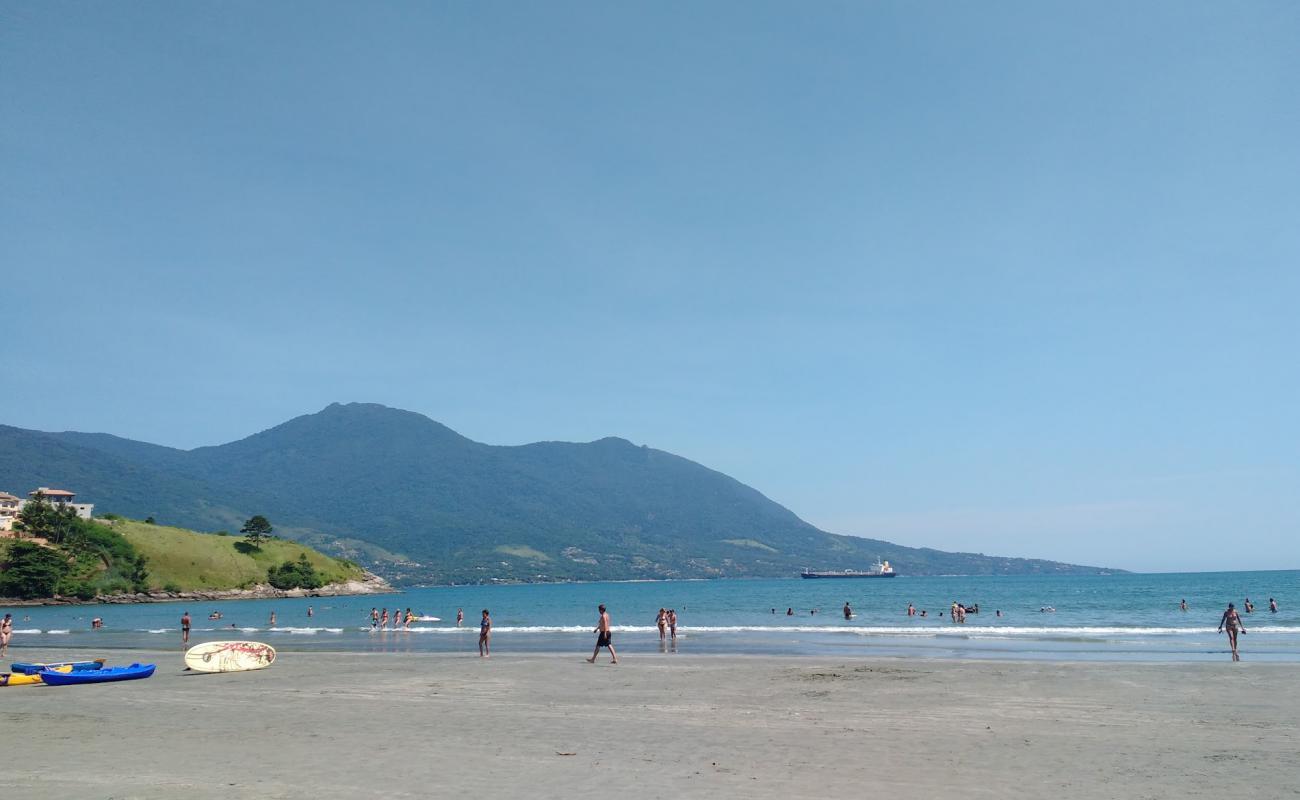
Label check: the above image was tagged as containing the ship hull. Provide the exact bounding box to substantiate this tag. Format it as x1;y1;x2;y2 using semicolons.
800;572;897;579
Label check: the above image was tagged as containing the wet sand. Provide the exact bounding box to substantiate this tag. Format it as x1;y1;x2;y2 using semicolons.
2;649;1297;799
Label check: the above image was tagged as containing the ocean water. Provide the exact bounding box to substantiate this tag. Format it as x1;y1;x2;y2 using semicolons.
5;571;1298;662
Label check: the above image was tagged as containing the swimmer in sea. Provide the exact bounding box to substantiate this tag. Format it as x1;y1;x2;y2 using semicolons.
1218;602;1246;661
1270;598;1278;613
787;607;794;616
907;603;915;617
1180;598;1187;612
843;602;852;620
1243;598;1253;614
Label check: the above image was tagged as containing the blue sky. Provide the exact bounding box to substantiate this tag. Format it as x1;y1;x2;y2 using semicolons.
2;2;1297;572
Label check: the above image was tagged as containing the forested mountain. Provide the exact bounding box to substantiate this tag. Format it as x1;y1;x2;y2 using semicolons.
0;404;1115;583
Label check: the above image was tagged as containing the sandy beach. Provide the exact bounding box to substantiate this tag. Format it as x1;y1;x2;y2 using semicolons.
1;649;1296;799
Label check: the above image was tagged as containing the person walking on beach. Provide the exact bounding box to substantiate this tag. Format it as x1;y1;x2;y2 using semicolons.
181;611;191;646
587;604;618;664
667;608;678;640
479;609;492;657
380;608;389;629
1;613;12;656
457;608;464;627
1218;602;1246;661
656;608;667;640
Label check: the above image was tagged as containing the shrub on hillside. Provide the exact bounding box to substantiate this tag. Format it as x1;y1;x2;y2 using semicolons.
268;554;324;590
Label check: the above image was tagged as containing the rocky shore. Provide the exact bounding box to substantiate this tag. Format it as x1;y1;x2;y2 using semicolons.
1;572;394;606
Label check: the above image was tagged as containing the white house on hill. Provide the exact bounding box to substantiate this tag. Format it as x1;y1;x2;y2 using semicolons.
28;487;95;520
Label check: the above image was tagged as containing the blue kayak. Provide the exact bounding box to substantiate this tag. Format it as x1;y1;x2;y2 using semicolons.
11;659;106;676
39;663;155;686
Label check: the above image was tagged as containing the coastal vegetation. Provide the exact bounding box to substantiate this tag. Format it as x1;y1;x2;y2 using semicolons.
0;496;150;599
0;511;365;600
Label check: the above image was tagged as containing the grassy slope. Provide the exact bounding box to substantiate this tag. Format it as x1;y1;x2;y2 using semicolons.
114;519;365;591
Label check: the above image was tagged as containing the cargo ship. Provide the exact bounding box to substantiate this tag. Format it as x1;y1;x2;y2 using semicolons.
800;558;896;579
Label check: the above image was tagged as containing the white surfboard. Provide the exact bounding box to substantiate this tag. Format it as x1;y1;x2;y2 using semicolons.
184;641;276;673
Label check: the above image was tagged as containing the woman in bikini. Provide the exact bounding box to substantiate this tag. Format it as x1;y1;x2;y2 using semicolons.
656;608;667;640
479;609;492;657
1218;602;1246;661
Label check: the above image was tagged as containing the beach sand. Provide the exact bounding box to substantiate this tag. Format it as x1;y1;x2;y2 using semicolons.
2;649;1296;799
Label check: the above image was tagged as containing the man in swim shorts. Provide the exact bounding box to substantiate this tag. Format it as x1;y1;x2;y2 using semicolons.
181;611;191;646
587;604;617;664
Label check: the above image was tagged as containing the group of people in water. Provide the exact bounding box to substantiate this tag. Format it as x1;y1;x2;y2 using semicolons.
370;607;418;631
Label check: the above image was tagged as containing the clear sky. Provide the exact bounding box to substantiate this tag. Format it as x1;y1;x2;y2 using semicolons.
2;2;1297;572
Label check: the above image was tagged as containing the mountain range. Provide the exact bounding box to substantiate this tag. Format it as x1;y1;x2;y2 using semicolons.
0;403;1115;583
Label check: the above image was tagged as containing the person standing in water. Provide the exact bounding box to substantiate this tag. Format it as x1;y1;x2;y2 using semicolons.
842;602;852;620
370;608;379;630
181;611;191;646
1243;598;1254;613
667;608;678;640
269;610;277;627
587;604;617;664
478;609;492;657
1;613;13;656
656;608;667;640
1270;598;1278;613
1218;602;1246;661
1180;599;1187;612
456;608;464;627
307;605;314;618
380;608;389;629
907;603;915;617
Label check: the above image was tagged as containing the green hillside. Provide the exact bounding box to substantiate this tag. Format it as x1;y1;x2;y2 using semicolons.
0;509;365;599
114;519;365;591
1;405;1122;583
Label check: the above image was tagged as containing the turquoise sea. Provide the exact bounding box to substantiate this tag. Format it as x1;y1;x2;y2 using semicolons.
6;570;1299;661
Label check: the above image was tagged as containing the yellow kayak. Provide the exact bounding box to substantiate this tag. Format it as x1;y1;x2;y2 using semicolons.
0;664;73;687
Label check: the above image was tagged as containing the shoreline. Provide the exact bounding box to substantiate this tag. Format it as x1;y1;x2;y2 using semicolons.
0;573;395;606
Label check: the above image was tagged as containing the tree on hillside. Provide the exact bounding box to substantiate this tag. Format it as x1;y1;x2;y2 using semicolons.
240;515;274;549
0;540;71;599
14;493;79;545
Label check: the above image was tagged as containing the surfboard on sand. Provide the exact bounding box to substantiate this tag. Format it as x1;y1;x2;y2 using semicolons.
184;641;276;673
